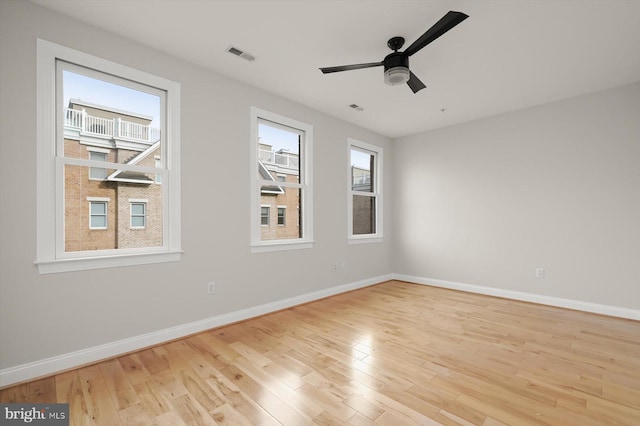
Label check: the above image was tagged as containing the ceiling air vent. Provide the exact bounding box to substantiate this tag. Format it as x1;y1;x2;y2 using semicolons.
225;46;255;62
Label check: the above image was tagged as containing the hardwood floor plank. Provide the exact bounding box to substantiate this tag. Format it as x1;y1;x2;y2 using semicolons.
28;376;56;402
77;364;121;425
55;370;87;425
2;280;639;425
0;382;29;403
220;363;313;425
99;358;141;410
342;393;384;421
116;402;153;425
170;393;216;426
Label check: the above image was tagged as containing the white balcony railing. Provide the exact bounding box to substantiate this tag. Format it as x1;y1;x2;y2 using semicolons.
259;149;299;170
353;175;371;185
64;108;160;143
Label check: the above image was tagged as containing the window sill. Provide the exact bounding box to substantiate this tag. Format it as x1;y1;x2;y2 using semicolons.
251;240;314;253
35;250;183;274
348;236;383;245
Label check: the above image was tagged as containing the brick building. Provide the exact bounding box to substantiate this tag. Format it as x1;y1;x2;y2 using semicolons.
258;142;301;240
63;99;162;251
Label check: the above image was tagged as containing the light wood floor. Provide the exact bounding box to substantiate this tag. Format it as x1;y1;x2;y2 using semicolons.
2;280;639;425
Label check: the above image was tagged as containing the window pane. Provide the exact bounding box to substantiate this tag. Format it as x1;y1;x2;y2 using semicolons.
131;203;145;215
260;187;301;240
89;151;108;180
64;165;163;252
277;207;286;226
131;216;145;228
90;214;107;229
351;149;374;192
261;206;270;226
258;120;300;184
62;68;163;163
90;202;106;215
353;195;376;235
154;157;162;183
131;203;146;228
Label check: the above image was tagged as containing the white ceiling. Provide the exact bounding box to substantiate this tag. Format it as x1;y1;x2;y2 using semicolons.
31;0;640;138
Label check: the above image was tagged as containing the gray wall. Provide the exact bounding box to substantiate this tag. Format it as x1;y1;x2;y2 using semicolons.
1;0;638;380
393;82;640;309
0;1;393;371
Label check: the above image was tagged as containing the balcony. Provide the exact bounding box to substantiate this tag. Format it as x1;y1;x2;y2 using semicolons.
259;149;299;170
64;108;161;143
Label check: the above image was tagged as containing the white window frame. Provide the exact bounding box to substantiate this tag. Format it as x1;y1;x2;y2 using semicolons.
154;156;162;184
250;107;313;252
260;205;270;227
347;138;383;244
129;199;148;229
36;39;182;274
277;206;286;226
88;197;109;230
87;147;109;180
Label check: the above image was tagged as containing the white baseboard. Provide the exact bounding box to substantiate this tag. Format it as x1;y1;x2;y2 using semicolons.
0;274;392;388
393;273;640;321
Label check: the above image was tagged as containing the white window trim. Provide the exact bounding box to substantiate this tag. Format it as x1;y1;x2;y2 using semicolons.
260;204;270;227
88;150;108;180
154;156;162;184
36;39;182;274
89;200;108;230
129;199;148;229
250;107;314;252
347;138;383;244
87;147;110;154
277;205;286;226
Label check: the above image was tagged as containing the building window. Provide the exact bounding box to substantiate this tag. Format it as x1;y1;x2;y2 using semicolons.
36;39;182;273
348;139;383;243
250;107;313;252
261;206;270;226
89;200;108;229
88;149;108;180
130;202;147;229
154;156;162;184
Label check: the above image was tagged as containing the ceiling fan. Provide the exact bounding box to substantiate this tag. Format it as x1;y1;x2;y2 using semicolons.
319;11;469;93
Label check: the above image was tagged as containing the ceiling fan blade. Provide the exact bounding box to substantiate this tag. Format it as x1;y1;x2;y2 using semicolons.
404;11;469;57
320;62;383;74
407;71;426;93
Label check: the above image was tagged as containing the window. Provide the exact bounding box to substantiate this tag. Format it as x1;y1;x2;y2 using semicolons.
277;207;286;226
250;107;313;252
88;149;108;180
130;201;147;229
89;199;108;229
261;206;270;226
154;156;162;183
36;39;181;273
348;139;383;243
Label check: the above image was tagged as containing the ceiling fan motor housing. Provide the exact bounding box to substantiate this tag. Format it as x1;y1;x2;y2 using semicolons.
383;52;410;85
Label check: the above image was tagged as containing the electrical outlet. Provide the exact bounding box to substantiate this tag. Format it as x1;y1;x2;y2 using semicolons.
207;282;216;294
535;268;545;278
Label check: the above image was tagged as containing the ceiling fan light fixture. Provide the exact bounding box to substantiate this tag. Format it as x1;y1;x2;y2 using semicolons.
384;66;410;86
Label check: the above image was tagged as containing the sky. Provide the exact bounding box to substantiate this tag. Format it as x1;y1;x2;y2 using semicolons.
258;122;299;154
63;70;161;127
350;149;372;170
